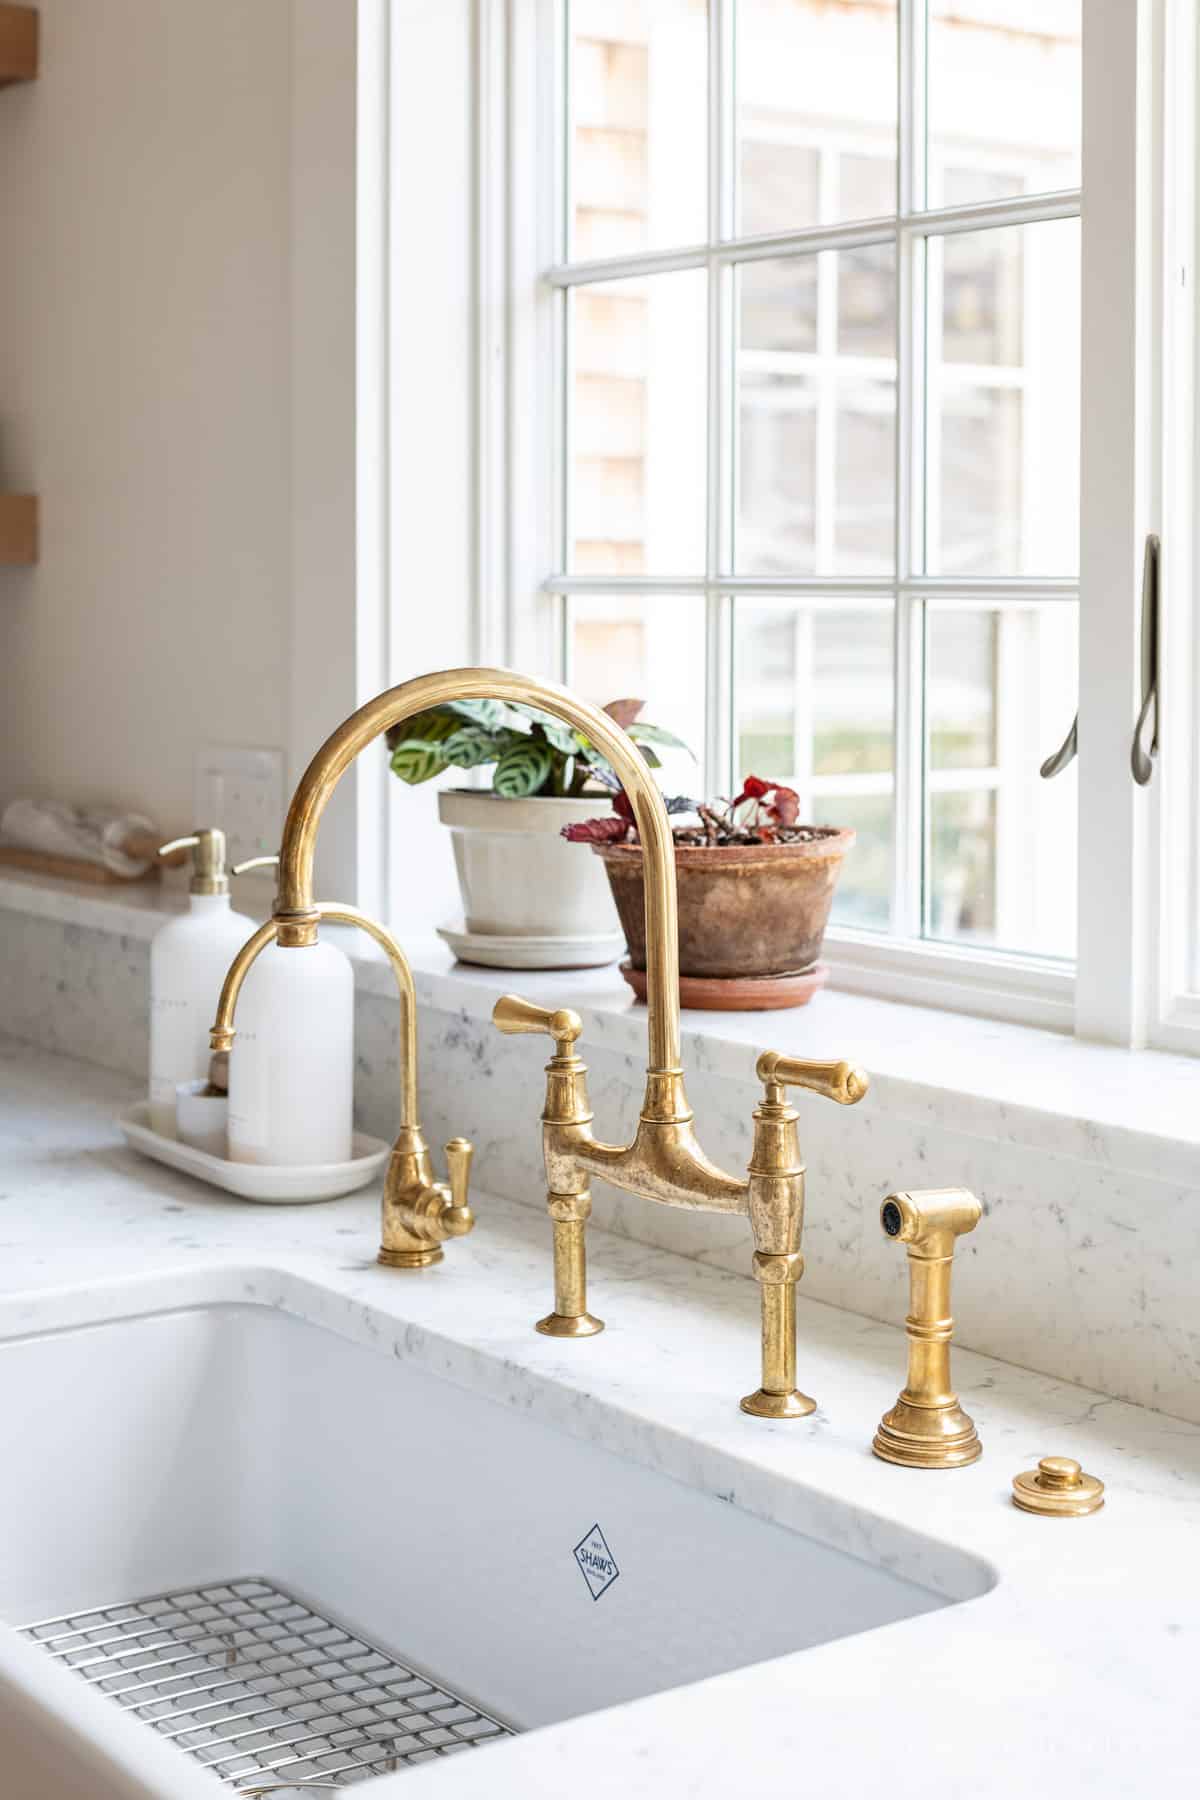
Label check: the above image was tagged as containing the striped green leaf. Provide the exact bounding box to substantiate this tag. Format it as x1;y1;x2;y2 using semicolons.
493;738;554;797
511;704;580;757
444;698;509;729
389;737;450;785
440;726;508;769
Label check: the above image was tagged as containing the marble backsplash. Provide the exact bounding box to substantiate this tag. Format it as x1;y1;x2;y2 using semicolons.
4;903;1199;1425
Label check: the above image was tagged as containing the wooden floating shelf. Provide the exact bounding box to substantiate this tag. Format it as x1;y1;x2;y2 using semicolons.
0;495;38;565
0;4;38;85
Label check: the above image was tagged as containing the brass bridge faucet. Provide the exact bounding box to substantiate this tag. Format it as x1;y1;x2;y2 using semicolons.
210;890;475;1269
258;668;868;1417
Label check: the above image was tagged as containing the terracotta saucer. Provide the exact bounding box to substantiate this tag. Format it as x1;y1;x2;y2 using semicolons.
619;960;828;1012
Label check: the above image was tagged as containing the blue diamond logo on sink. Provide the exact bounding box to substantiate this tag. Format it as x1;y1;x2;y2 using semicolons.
573;1522;620;1601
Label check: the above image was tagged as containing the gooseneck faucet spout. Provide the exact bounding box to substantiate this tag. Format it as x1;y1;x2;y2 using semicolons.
272;669;685;1076
267;667;869;1415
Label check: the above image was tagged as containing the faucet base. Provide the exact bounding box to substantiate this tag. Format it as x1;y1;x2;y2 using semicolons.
378;1245;444;1269
536;1311;605;1338
740;1387;816;1419
872;1398;981;1468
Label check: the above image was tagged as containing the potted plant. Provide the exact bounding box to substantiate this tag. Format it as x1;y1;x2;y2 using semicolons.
563;776;854;1009
387;697;691;968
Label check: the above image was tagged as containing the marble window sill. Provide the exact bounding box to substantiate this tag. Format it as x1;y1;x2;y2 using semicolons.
1;866;1196;1186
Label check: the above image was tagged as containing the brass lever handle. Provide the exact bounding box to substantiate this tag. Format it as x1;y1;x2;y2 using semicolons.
756;1051;869;1106
873;1187;982;1469
492;994;583;1052
441;1136;475;1238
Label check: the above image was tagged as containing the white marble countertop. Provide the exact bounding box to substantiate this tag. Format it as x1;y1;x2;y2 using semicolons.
1;1035;1198;1797
4;863;1199;1190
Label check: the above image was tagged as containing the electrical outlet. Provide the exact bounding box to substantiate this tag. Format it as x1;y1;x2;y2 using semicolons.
193;747;285;873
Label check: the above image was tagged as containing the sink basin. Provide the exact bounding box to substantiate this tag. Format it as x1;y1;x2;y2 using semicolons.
0;1301;983;1795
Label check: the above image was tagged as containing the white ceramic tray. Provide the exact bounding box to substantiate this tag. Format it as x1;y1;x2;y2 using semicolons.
116;1102;390;1204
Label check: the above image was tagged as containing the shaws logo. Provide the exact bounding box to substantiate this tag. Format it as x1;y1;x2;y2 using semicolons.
573;1523;620;1601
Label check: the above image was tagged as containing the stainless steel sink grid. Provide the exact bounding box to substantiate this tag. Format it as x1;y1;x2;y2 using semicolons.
20;1576;515;1788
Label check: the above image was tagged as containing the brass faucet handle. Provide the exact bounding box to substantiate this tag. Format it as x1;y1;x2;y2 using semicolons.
756;1051;869;1106
441;1137;475;1238
492;994;583;1055
232;853;280;877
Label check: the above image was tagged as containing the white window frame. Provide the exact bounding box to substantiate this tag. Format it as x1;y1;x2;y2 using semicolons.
488;0;1189;1049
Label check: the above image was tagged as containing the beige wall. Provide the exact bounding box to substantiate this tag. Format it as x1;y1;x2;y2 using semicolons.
0;0;357;874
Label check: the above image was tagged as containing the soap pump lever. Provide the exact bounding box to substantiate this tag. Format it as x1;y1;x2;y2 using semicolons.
158;828;230;894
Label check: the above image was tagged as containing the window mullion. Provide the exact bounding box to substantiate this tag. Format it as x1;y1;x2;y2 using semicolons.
704;0;734;794
892;0;927;943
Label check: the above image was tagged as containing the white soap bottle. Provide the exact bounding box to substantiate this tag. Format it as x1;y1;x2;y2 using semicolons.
149;828;252;1138
226;858;354;1167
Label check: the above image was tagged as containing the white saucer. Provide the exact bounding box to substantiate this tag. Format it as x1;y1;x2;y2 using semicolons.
117;1102;390;1203
437;920;625;970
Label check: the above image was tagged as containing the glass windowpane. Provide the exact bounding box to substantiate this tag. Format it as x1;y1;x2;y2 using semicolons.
569;594;707;794
736;600;894;929
736;248;896;574
924;602;1078;958
927;2;1081;209
569;0;708;261
570;270;707;575
735;0;898;238
927;218;1079;577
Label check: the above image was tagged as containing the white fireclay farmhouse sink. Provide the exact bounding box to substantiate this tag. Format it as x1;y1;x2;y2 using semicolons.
0;1300;992;1797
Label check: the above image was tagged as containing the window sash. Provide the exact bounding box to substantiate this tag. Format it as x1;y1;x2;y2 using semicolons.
499;0;1170;1042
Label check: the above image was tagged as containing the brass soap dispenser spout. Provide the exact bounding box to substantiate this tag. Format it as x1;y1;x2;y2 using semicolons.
209;855;477;1269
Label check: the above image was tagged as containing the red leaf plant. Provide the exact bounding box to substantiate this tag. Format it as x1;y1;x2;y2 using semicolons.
562;775;830;848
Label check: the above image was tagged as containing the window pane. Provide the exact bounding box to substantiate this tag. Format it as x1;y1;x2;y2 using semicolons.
927;2;1081;208
735;600;893;928
568;0;708;261
568;593;707;794
927;218;1079;577
735;0;898;238
924;602;1077;958
570;270;707;575
737;248;896;574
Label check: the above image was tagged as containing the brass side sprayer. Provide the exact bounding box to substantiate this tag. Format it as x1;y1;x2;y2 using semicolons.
873;1187;982;1468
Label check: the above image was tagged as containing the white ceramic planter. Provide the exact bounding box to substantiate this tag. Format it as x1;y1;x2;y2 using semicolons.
437;789;622;966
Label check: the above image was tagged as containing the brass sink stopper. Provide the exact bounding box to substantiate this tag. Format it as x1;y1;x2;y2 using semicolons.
210;879;476;1270
259;665;869;1415
1012;1456;1105;1517
873;1187;982;1469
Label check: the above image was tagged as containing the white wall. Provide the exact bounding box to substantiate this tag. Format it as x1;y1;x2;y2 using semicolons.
0;0;359;895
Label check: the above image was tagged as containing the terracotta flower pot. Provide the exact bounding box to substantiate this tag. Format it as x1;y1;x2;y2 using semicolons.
592;828;854;1004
